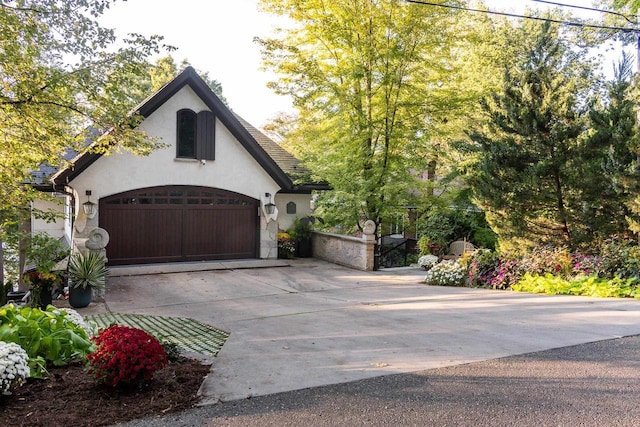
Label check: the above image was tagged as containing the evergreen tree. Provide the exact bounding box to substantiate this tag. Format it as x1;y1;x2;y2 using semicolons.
147;56;228;105
460;20;595;250
582;52;639;238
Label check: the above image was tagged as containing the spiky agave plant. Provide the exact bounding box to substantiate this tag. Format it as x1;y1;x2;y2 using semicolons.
68;251;108;291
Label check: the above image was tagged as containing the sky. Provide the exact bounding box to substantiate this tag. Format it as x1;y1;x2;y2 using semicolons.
101;0;628;129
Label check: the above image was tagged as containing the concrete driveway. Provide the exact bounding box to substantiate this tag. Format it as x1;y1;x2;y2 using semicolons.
98;259;640;405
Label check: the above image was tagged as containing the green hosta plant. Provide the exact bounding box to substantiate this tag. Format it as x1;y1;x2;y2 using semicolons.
513;273;640;298
68;251;108;291
0;304;94;378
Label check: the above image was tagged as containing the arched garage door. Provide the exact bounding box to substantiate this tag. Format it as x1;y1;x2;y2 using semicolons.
99;186;258;265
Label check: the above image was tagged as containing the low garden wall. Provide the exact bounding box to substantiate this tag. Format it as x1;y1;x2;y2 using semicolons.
312;231;375;271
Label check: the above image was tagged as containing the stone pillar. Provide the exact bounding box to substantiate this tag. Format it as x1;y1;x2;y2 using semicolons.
363;220;377;271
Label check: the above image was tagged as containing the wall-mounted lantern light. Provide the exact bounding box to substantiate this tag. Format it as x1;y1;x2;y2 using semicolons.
83;190;97;219
264;193;276;215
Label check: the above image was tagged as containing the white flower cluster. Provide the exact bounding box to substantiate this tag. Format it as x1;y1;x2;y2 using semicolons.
424;260;467;287
0;341;30;395
418;255;439;269
58;308;95;337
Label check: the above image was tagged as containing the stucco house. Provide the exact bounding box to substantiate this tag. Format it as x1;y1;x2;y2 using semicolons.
32;67;324;266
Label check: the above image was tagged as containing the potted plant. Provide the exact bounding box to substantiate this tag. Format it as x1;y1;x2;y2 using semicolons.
23;270;63;309
290;215;323;258
277;232;296;259
67;251;108;308
23;233;70;309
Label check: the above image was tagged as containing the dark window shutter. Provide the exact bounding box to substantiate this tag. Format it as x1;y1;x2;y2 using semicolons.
197;110;215;160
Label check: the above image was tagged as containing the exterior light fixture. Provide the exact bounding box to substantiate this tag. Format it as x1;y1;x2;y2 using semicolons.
83;190;97;219
264;192;276;215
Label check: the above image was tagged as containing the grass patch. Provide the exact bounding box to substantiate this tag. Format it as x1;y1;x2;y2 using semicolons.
85;313;229;357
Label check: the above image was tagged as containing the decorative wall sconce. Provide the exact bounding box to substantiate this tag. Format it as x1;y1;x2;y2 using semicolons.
264;192;276;215
83;190;97;219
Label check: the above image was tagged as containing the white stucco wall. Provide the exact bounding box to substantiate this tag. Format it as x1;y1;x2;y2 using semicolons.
68;85;289;259
31;195;69;240
275;193;313;231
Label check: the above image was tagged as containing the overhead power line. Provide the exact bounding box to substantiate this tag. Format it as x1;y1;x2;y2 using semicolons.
404;0;637;33
530;0;636;25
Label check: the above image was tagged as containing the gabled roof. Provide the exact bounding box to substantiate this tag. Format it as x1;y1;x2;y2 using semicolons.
233;113;304;176
52;67;319;192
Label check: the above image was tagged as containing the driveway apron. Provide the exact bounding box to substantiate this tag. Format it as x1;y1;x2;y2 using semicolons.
102;259;640;404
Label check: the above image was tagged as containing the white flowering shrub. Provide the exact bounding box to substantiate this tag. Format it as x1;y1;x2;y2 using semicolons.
56;308;96;337
0;341;30;395
424;260;468;287
418;255;439;270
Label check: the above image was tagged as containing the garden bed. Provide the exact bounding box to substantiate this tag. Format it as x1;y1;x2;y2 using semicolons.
0;357;210;427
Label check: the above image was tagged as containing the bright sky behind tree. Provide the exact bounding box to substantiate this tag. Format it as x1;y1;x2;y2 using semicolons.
101;0;629;128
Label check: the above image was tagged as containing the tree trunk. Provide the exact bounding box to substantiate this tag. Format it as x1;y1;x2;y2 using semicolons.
553;170;571;242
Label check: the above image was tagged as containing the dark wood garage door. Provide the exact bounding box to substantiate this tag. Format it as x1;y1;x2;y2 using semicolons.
99;186;258;265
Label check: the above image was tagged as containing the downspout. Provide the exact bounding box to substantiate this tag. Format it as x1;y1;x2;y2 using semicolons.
53;183;77;274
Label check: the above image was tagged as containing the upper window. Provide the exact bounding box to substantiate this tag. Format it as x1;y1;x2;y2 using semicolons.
177;109;196;158
286;201;297;214
176;109;215;160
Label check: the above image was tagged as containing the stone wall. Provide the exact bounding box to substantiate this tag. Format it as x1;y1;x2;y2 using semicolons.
312;231;376;271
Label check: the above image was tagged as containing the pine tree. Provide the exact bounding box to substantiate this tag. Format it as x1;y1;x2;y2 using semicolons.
460;20;594;250
583;52;639;238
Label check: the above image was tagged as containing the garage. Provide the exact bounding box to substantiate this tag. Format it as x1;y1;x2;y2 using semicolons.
99;186;258;265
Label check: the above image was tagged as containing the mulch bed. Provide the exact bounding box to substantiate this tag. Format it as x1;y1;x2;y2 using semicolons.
0;358;211;427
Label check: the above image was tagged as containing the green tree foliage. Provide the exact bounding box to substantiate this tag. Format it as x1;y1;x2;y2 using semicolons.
0;0;166;195
147;56;228;104
0;0;166;283
257;0;465;231
610;0;640;13
583;52;640;236
458;20;597;250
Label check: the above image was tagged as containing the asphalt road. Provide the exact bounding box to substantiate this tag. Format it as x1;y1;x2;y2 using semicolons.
120;334;640;427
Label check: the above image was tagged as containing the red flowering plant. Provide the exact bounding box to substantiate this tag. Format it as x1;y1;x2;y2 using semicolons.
86;325;167;388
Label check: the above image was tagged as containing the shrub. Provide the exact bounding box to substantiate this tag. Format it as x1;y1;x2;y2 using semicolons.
58;308;96;337
517;246;574;278
513;273;640;298
155;334;182;362
417;236;431;256
0;341;30;395
487;259;522;290
598;236;640;279
424;260;467;287
0;304;94;378
417;205;497;250
417;254;439;270
572;253;604;277
277;232;295;259
461;249;499;287
87;325;168;388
